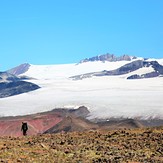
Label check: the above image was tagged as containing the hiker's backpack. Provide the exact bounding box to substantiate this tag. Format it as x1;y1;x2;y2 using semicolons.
22;123;28;131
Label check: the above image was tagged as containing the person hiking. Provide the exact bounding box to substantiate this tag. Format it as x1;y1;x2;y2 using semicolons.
21;122;28;136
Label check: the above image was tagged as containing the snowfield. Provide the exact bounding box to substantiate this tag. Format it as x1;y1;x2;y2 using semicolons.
0;59;163;119
23;60;134;79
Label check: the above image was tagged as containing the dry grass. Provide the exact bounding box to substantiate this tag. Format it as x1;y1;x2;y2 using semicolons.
0;127;162;162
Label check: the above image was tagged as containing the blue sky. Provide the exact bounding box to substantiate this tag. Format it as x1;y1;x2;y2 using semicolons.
0;0;163;71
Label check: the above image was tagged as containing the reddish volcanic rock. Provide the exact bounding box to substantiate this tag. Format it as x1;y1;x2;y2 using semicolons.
0;106;90;137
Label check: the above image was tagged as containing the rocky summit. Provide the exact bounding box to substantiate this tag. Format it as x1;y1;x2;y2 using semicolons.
79;54;136;63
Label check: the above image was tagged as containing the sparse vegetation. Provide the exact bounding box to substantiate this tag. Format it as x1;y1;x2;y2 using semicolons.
0;127;162;162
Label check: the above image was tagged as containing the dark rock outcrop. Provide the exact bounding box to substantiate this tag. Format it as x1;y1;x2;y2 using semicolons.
98;119;144;129
127;72;160;79
127;74;141;79
127;61;163;79
67;106;90;118
44;116;98;134
0;81;40;98
0;72;40;98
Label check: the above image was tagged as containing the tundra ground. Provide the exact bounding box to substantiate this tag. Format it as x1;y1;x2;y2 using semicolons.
0;127;162;162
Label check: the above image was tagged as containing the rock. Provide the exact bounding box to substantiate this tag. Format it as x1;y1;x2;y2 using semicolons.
79;54;135;63
0;81;40;98
7;63;30;76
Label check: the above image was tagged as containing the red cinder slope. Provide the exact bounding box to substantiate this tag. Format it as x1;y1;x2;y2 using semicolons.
0;106;90;136
0;113;62;137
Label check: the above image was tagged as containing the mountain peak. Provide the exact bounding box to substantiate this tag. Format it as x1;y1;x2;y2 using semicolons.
79;54;137;63
7;63;30;76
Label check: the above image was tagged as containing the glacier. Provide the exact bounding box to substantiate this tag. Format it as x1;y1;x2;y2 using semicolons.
0;58;163;119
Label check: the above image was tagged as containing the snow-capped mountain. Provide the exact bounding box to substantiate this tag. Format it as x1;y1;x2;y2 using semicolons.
6;54;145;79
0;54;163;120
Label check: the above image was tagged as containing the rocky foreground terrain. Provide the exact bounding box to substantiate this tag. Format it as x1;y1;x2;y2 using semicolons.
0;127;162;162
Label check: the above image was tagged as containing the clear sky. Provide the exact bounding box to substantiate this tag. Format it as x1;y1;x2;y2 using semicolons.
0;0;163;71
